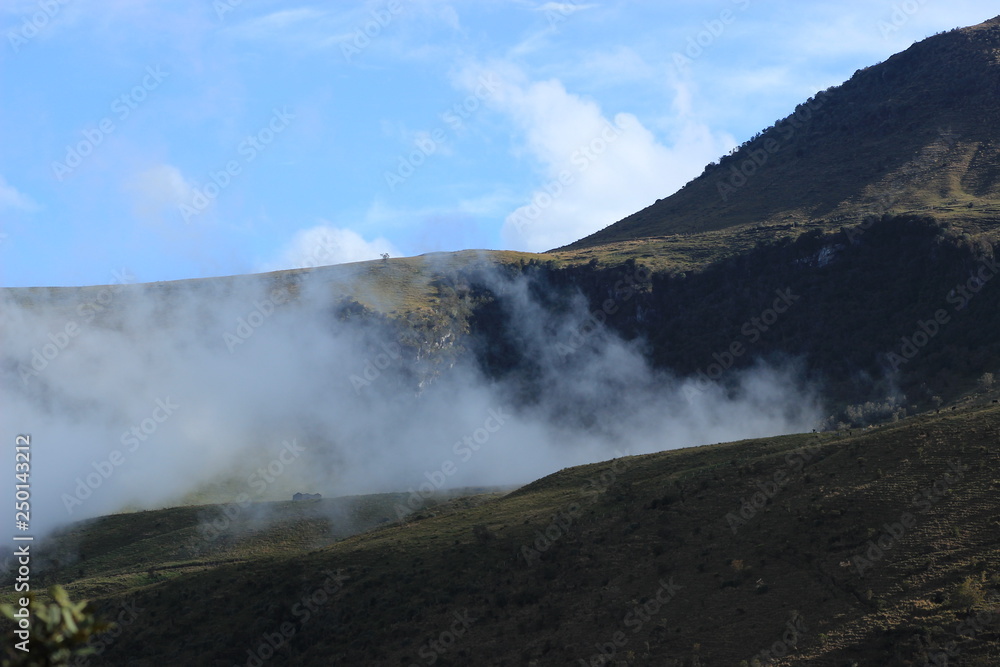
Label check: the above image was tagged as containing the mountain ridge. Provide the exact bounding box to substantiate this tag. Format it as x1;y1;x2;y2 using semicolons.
558;15;1000;251
6;15;1000;667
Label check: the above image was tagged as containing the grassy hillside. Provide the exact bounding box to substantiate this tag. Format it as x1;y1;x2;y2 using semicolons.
6;17;1000;666
5;399;1000;665
560;16;1000;252
468;215;1000;417
0;488;506;607
0;249;545;320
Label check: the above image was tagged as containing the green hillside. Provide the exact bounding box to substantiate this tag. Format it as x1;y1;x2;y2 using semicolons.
4;399;1000;665
7;15;1000;667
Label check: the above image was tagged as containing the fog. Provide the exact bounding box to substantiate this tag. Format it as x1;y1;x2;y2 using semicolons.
1;259;821;539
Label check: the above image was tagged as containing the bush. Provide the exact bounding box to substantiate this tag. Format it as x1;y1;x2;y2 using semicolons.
1;585;113;666
950;577;985;608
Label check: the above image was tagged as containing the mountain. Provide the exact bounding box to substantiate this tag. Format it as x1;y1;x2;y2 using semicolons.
559;16;1000;252
478;214;1000;414
5;15;1000;667
7;399;1000;665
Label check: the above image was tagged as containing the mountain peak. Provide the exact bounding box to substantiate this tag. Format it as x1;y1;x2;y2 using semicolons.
559;16;1000;251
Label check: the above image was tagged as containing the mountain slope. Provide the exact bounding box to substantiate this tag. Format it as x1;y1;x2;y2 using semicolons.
472;215;1000;415
560;16;1000;251
5;400;1000;665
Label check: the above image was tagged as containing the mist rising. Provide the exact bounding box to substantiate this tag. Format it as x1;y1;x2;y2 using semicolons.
1;260;821;538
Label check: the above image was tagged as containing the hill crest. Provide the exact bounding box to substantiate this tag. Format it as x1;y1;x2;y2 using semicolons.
559;16;1000;251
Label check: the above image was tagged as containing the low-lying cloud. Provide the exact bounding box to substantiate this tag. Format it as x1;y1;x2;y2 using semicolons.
1;260;820;539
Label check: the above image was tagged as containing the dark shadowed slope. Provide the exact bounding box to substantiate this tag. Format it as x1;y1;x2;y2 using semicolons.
6;399;1000;665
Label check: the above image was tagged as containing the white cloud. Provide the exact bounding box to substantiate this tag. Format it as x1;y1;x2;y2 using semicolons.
263;223;401;271
0;175;37;212
459;63;733;251
132;164;194;204
575;46;657;86
438;4;461;31
225;3;414;50
128;164;196;224
536;2;597;15
228;8;328;40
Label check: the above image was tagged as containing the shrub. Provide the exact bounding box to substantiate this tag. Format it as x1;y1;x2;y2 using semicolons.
1;585;113;666
950;577;985;608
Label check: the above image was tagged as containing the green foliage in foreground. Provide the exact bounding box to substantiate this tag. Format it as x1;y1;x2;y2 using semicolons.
1;585;111;667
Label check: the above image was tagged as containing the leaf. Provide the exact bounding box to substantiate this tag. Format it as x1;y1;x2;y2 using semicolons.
50;585;69;606
62;606;79;634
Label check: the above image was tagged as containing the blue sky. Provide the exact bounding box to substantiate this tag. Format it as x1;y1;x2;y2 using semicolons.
0;0;992;287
